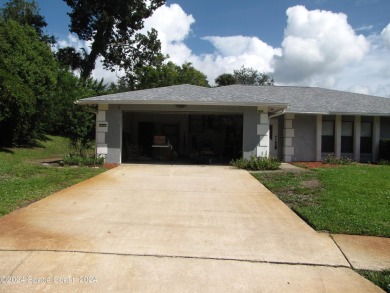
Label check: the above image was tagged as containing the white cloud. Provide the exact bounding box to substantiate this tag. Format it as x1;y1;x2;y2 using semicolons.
144;3;194;43
143;4;280;83
201;36;279;72
274;5;370;83
329;34;390;97
143;3;194;64
355;24;374;32
56;33;91;53
56;4;390;97
381;23;390;49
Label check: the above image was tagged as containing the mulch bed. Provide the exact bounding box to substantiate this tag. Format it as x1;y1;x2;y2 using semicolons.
291;162;339;169
104;163;119;169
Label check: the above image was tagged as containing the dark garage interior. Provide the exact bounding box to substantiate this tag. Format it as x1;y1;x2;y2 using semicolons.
122;112;243;164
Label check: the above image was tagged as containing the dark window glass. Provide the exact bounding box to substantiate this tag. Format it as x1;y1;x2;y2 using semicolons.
360;122;372;153
322;121;334;152
341;121;353;153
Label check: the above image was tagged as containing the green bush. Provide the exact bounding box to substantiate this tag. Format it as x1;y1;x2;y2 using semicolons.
379;139;390;161
62;154;104;166
378;159;390;165
230;155;281;171
322;154;354;165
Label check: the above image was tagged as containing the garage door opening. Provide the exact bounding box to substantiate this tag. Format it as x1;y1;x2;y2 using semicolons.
122;112;243;164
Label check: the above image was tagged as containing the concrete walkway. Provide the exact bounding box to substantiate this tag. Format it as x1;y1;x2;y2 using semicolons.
331;234;390;271
0;165;384;292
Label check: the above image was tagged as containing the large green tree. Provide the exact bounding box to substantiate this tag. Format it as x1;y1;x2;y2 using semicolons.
0;20;58;146
116;61;209;91
233;66;274;86
53;71;108;155
215;66;274;87
64;0;165;79
215;73;237;87
0;0;55;44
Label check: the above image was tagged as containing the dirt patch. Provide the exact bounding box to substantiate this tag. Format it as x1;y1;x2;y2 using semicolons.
104;163;119;169
292;162;339;169
32;157;63;167
301;179;321;189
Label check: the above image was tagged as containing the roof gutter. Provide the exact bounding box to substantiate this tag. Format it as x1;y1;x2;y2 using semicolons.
76;100;289;108
285;111;390;117
268;109;286;119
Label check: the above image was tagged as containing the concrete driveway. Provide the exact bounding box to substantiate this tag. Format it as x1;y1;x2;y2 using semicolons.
0;165;382;292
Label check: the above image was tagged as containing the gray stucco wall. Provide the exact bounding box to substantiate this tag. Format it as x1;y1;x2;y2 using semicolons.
292;114;317;161
104;104;260;163
242;108;260;159
106;106;122;163
277;115;284;160
380;116;390;139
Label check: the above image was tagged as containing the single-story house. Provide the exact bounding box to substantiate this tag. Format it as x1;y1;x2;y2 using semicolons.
78;84;390;164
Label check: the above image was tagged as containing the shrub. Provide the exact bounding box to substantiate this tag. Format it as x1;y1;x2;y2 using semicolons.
379;139;390;161
62;154;104;166
322;154;354;165
230;155;281;171
378;159;390;165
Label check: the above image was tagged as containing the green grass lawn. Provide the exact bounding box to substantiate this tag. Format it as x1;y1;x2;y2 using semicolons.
253;165;390;237
253;165;390;291
357;269;390;292
0;136;107;217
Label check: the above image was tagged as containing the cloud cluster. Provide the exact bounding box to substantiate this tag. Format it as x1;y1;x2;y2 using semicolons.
143;3;194;65
142;4;281;83
274;5;369;83
141;4;389;96
381;23;390;49
58;4;390;97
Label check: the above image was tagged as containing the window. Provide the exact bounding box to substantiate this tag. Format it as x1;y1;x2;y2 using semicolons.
341;121;353;153
360;122;372;153
322;121;334;152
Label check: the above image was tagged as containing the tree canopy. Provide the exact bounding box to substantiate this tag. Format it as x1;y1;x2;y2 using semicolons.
0;20;58;145
0;14;110;147
215;66;274;87
114;61;210;91
233;66;274;86
215;73;236;87
0;0;55;44
0;0;209;148
64;0;166;79
136;62;210;89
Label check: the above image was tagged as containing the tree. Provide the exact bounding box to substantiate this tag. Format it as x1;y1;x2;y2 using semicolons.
0;0;55;44
118;61;209;91
64;0;165;79
56;46;84;71
0;20;58;146
233;66;274;86
215;73;237;86
179;62;210;87
53;71;108;156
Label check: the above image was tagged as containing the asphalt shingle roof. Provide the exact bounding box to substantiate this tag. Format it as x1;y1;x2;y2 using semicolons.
78;84;285;107
78;84;390;115
218;85;390;115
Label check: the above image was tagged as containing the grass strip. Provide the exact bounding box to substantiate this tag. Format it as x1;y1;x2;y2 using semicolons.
253;165;390;237
0;136;106;217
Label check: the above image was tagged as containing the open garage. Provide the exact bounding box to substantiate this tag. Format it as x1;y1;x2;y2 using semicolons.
122;112;243;164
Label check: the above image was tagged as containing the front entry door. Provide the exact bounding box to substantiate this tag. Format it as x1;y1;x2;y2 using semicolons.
269;118;278;158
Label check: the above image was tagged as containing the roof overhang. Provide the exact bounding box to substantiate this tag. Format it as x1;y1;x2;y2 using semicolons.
77;99;289;109
286;110;390;117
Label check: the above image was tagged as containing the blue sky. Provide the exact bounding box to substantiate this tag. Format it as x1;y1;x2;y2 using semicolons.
165;0;389;53
1;0;390;97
